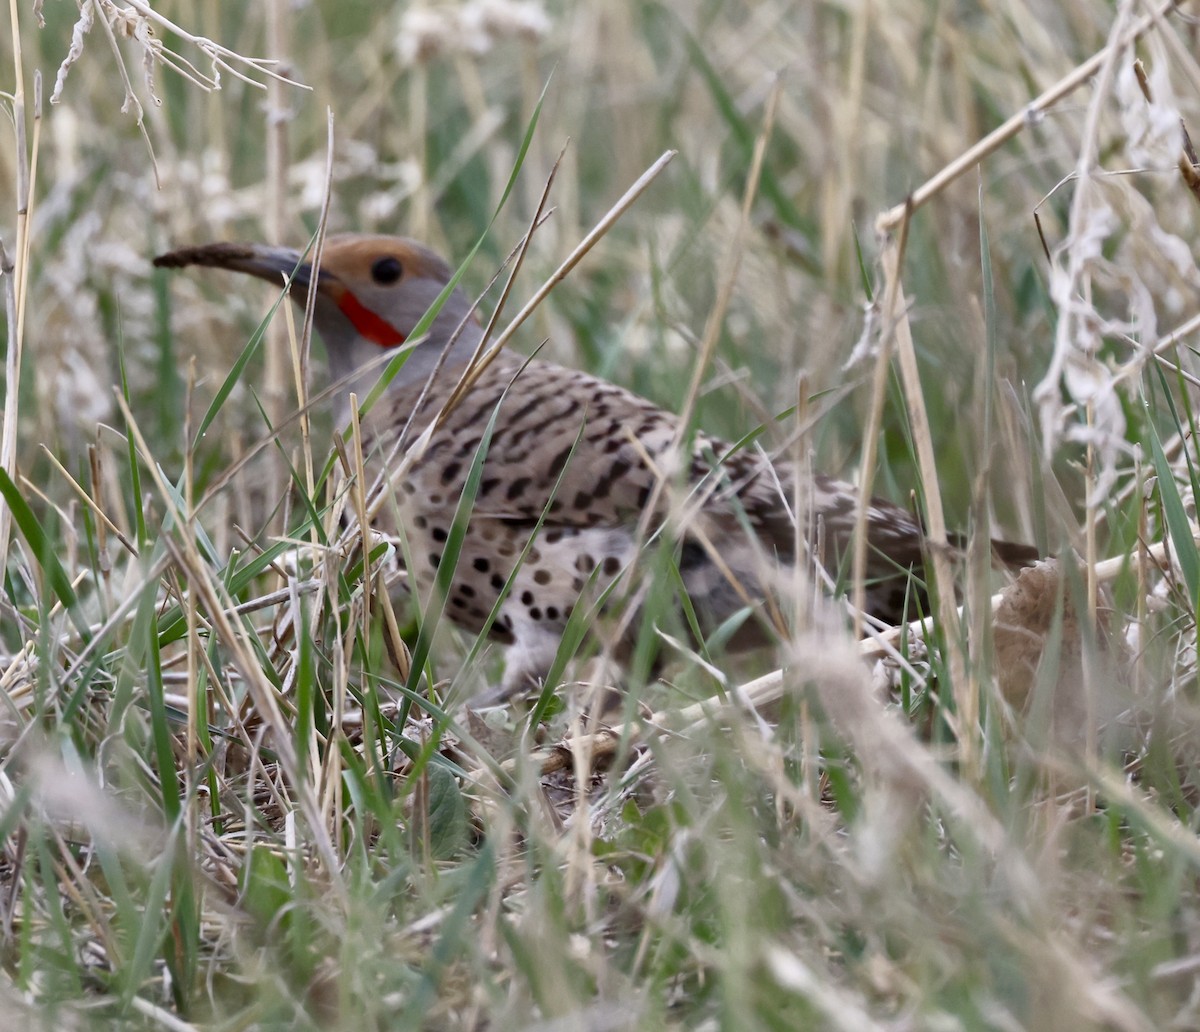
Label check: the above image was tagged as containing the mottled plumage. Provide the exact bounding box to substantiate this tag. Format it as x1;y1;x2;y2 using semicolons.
155;235;1022;697
357;347;929;691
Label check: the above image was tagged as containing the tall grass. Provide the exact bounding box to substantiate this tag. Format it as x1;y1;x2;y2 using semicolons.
2;0;1200;1028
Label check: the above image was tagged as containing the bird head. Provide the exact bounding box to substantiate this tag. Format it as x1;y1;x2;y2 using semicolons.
154;234;482;420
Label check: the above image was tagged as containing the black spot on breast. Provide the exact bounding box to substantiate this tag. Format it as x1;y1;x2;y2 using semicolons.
431;526;448;543
460;584;476;598
545;605;560;622
506;477;531;501
680;540;707;569
575;554;595;572
602;556;622;576
414;515;428;530
428;553;441;568
473;556;490;573
520;590;535;605
487;619;515;644
440;461;462;485
491;573;505;590
533;569;552;585
529;607;543;621
480;477;500;496
572;490;592;510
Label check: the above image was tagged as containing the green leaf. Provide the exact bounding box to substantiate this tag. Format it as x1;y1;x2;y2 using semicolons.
0;468;89;640
141;582;183;823
116;334;148;548
194;273;294;442
425;765;467;860
1148;418;1199;607
408;842;496;1019
243;844;293;928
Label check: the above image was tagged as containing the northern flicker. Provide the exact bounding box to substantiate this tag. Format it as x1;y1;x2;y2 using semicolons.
154;235;1032;697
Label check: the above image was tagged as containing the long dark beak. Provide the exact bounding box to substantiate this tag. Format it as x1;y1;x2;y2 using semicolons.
153;242;319;294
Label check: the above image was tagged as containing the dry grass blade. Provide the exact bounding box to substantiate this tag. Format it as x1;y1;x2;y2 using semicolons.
430;143;569;425
0;239;20;572
674;77;781;440
0;10;37;581
875;0;1184;233
547;537;1195;763
357;148;677;507
633;78;787;633
10;0;1200;1026
874;224;972;762
114;391;348;903
434;147;678;425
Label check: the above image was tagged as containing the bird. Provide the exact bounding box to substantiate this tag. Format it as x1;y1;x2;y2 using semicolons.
154;235;1034;699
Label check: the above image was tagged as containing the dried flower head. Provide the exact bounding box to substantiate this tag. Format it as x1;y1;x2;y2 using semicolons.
395;0;551;65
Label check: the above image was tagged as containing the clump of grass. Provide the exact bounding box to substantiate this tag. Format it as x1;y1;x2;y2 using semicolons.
3;0;1200;1028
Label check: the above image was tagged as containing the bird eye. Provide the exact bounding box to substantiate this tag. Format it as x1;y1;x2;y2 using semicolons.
371;256;404;285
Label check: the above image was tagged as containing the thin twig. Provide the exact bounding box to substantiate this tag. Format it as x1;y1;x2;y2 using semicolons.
875;0;1182;234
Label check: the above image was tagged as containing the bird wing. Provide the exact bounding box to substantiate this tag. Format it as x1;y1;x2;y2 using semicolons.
423;356;796;538
363;351;934;622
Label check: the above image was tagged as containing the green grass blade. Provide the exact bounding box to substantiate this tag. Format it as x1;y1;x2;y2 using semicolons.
0;468;89;640
1148;417;1199;607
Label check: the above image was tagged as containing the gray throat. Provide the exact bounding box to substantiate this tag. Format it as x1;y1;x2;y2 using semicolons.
322;315;486;429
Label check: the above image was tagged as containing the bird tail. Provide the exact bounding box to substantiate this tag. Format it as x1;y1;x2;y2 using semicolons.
942;532;1040;569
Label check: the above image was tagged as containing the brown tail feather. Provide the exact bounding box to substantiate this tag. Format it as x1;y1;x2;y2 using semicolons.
989;538;1042;568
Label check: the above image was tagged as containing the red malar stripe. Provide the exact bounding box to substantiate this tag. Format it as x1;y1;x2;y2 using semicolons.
337;291;407;347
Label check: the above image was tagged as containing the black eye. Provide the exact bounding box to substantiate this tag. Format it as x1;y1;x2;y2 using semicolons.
371;256;403;285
